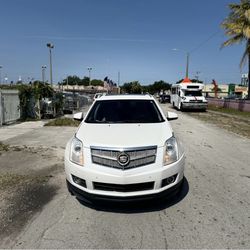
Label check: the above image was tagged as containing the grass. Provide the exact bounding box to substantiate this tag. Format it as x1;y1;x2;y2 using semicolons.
0;142;9;152
208;104;250;118
44;117;80;127
187;107;250;139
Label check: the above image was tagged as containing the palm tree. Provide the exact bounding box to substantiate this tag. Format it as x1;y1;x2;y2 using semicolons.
221;0;250;99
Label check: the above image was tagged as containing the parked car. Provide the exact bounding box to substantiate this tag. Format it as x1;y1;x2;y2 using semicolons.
93;92;106;101
159;93;171;103
65;94;185;202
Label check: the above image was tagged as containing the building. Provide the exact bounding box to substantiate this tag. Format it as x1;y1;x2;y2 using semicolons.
203;81;248;98
203;83;229;98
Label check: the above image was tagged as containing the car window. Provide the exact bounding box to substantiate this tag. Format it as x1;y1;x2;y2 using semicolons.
184;90;202;97
85;100;165;123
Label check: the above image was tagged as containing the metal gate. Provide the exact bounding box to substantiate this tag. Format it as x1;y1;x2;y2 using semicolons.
0;89;20;126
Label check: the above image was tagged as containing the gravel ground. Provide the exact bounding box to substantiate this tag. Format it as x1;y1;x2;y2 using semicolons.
0;146;63;244
185;109;250;139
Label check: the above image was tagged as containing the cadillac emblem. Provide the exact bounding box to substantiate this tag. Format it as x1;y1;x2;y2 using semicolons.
117;152;130;166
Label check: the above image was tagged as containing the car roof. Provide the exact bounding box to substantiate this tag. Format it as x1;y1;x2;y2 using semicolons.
97;94;154;101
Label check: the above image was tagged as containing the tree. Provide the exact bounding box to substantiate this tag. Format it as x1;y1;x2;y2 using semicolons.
60;75;105;86
121;81;142;94
91;79;103;86
221;0;250;99
61;75;81;85
18;82;54;119
149;80;171;93
121;80;171;94
80;76;90;86
32;81;54;119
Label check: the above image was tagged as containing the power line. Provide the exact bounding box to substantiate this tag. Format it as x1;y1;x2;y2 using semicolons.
190;30;221;54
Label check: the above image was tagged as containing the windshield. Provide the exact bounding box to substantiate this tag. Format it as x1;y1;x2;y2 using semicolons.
85;100;164;123
184;90;203;97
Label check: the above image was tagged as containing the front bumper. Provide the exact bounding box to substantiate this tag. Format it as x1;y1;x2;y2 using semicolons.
65;153;185;200
182;102;207;110
67;178;183;202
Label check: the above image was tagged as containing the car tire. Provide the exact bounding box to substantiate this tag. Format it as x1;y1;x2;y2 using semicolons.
180;103;183;111
178;103;181;111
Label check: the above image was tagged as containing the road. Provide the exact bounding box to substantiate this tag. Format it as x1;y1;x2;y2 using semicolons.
0;103;250;249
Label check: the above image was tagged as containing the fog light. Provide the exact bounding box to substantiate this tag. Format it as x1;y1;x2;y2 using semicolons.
72;175;86;188
161;174;177;187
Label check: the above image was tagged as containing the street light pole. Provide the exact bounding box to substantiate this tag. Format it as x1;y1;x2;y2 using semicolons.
4;75;8;84
46;43;54;86
87;67;92;86
118;71;120;87
172;48;190;79
185;52;189;78
42;65;46;84
195;71;201;81
0;66;2;84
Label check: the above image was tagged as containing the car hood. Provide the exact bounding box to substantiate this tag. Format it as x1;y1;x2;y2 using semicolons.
76;122;173;148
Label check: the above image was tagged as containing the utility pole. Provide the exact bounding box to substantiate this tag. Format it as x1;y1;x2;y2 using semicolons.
46;43;54;86
118;71;120;87
195;71;201;81
0;66;2;84
42;65;46;84
185;52;189;78
172;49;190;79
87;67;92;86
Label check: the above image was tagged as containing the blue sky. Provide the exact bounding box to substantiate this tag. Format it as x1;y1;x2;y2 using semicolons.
0;0;246;85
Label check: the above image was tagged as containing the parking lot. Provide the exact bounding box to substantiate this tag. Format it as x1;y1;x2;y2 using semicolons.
0;103;250;249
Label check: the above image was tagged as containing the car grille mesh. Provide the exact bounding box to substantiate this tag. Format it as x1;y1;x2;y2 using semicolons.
91;146;157;170
189;100;203;103
93;181;154;192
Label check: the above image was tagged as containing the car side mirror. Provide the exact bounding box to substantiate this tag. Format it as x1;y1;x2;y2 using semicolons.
73;112;84;121
167;111;178;121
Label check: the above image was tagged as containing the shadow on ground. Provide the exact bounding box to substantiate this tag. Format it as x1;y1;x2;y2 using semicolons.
0;181;59;241
168;105;207;113
76;177;189;213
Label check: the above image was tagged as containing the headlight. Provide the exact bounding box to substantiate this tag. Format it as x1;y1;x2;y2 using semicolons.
70;137;84;166
163;136;183;165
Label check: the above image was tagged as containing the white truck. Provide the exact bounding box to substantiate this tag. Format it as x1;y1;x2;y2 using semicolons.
170;81;207;111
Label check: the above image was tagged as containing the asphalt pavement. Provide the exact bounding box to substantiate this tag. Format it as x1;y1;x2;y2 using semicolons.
0;103;250;249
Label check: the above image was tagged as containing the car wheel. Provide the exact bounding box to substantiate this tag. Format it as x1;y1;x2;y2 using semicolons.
180;103;183;111
178;103;181;111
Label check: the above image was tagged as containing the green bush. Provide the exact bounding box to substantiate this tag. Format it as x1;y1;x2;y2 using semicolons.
44;118;80;127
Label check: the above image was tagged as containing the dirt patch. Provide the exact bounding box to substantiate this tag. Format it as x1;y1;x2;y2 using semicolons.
0;174;58;240
0;146;64;241
0;146;63;174
187;111;250;139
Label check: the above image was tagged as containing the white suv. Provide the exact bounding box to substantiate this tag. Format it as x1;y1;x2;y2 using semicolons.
65;94;185;202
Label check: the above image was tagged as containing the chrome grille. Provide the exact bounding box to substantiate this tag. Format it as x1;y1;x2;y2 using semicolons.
189;100;203;103
91;146;157;170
